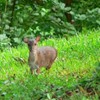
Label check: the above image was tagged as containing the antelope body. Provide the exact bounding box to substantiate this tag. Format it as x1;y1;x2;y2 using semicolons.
24;36;57;74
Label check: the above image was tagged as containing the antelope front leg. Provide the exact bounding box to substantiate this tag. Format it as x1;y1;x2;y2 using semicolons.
30;67;34;74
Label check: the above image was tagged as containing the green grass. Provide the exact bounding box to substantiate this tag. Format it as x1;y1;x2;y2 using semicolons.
0;30;100;100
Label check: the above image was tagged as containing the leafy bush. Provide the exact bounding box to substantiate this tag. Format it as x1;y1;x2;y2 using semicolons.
72;0;100;29
71;8;100;29
0;0;76;47
0;34;10;50
0;0;100;47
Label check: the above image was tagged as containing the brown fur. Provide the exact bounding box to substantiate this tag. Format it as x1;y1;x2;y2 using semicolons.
24;36;57;74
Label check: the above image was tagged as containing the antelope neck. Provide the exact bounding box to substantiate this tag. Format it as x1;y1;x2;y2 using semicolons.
29;47;38;62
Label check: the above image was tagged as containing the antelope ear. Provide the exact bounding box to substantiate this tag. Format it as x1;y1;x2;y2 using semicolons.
23;38;29;43
35;36;40;42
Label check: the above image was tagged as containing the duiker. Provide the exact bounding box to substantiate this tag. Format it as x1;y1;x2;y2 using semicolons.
24;36;57;74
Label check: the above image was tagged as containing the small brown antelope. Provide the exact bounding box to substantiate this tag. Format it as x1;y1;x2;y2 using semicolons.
24;36;57;74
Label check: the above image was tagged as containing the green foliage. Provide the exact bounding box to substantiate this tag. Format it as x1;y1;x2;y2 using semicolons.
0;0;100;47
0;30;100;99
0;0;76;47
0;34;10;50
72;0;100;29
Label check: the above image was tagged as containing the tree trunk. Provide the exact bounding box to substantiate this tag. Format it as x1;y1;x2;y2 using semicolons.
65;0;73;24
10;0;16;26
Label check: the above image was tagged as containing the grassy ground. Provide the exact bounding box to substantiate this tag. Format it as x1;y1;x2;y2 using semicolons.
0;30;100;100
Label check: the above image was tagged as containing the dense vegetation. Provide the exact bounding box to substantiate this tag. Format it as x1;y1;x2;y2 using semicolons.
0;30;100;99
0;0;100;48
0;0;100;99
